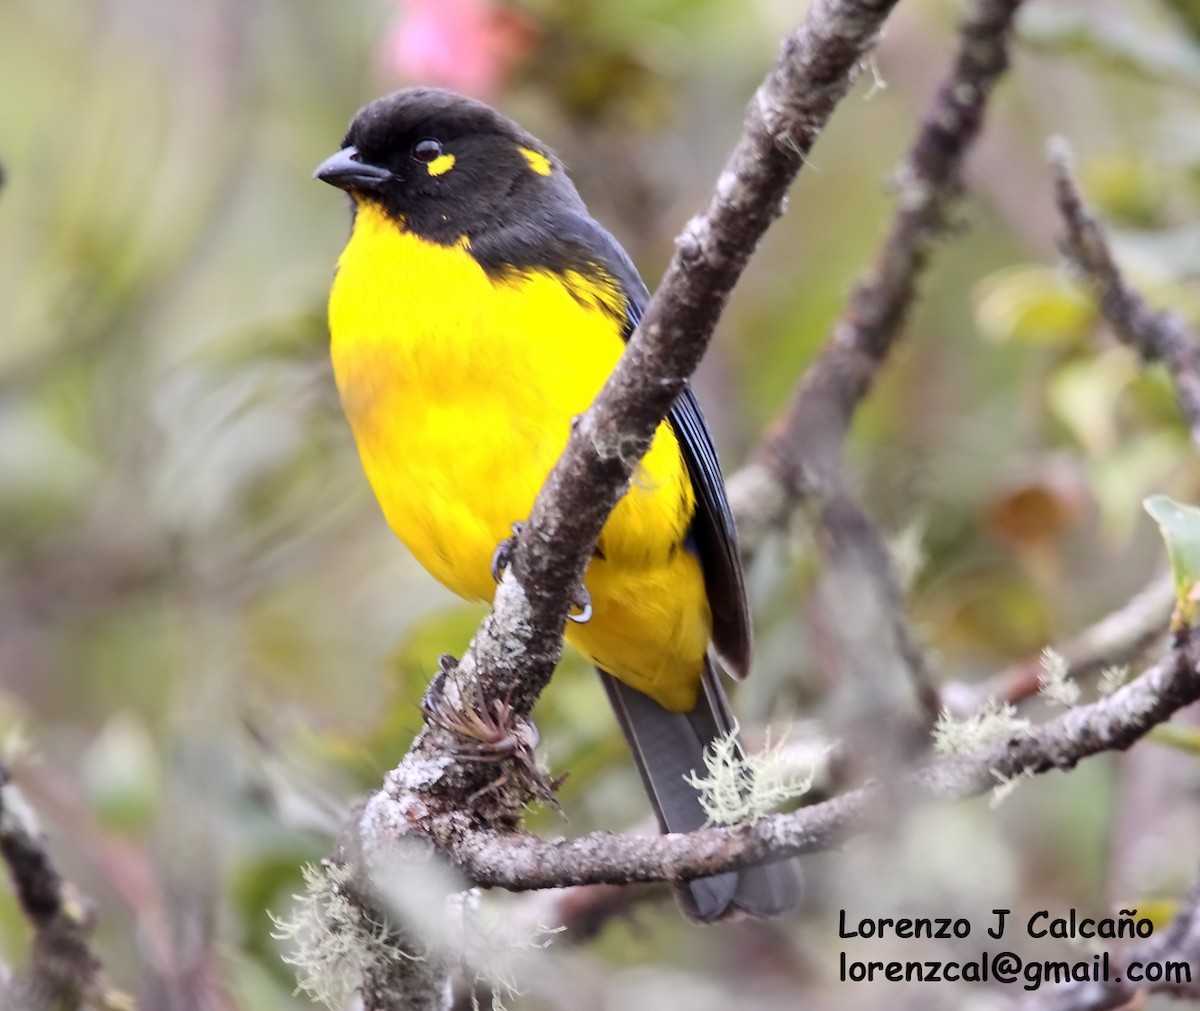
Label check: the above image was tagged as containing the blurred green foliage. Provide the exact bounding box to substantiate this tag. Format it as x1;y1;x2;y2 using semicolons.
4;0;1200;1007
1145;494;1200;619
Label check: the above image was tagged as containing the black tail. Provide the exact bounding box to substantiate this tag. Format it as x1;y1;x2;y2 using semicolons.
598;660;801;922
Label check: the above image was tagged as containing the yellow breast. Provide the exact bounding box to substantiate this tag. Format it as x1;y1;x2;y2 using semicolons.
328;201;712;710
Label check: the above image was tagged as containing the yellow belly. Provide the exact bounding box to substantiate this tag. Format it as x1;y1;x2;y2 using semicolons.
328;202;711;711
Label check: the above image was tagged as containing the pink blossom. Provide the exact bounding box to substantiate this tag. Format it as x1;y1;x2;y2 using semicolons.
378;0;535;99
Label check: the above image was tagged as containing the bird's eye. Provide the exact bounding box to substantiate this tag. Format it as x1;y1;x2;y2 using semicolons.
412;138;443;163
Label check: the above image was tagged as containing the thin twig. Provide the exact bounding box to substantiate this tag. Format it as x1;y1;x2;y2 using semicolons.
0;766;133;1011
943;574;1175;712
434;628;1200;892
731;0;1030;726
1051;138;1200;454
741;0;1030;532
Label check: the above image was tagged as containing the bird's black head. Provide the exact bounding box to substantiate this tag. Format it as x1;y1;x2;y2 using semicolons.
315;88;578;246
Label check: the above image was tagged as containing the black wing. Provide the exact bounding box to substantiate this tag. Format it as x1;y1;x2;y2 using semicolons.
664;381;751;677
553;211;752;678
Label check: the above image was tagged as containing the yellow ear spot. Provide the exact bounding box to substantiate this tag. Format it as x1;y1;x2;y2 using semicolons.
518;146;552;176
426;152;456;177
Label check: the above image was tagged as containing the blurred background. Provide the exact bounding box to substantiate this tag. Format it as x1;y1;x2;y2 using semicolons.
3;0;1200;1007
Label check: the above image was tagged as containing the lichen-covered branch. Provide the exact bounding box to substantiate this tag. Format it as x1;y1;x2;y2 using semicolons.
1051;140;1200;454
439;628;1200;891
0;766;133;1011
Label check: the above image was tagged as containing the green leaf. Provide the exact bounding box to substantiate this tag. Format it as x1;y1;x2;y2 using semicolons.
1080;152;1166;227
1144;494;1200;623
973;265;1096;346
1149;723;1200;755
1047;349;1138;456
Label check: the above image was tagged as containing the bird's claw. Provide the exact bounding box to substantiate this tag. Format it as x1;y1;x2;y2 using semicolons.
420;658;457;713
490;521;526;583
491;521;591;623
567;583;592;624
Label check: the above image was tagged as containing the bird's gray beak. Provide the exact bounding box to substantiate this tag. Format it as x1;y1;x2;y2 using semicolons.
313;146;392;193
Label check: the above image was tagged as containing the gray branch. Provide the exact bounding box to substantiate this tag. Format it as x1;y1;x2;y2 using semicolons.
944;575;1175;713
436;629;1200;891
731;0;1031;728
735;0;1030;540
1051;139;1200;454
0;766;132;1011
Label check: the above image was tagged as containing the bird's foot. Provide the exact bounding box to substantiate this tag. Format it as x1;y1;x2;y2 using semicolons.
489;521;525;583
421;683;538;765
491;521;591;624
418;654;459;714
421;683;560;812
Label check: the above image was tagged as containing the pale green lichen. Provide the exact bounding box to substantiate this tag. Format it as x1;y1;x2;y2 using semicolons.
1038;647;1080;707
862;55;888;101
457;894;563;1011
269;862;422;1008
684;727;822;826
1099;664;1129;696
989;767;1035;809
0;722;33;766
885;515;928;594
932;701;1032;756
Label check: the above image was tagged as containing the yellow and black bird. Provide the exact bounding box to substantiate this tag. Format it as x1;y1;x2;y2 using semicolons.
315;87;798;921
